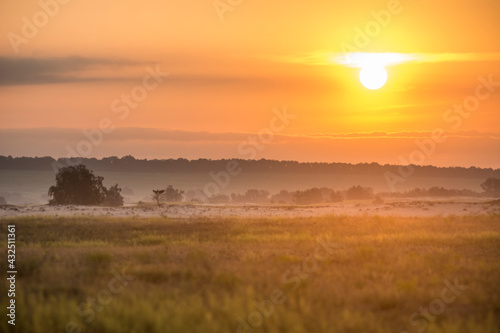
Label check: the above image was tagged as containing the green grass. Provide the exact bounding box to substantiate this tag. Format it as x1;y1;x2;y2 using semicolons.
0;215;499;332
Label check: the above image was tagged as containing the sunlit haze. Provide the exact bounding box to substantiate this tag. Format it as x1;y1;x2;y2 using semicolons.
0;0;499;167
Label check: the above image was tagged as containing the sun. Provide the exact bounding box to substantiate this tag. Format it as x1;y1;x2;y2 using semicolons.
359;65;387;90
331;52;404;90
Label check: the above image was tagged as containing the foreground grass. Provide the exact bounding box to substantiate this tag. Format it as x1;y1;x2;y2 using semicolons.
0;215;499;333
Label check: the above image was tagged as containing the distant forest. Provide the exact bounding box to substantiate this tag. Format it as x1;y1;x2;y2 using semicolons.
1;155;499;178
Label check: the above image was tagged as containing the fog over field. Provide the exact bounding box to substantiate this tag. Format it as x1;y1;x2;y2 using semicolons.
0;156;497;205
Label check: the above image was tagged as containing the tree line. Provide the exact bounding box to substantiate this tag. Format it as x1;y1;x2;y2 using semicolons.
36;165;500;207
1;155;499;179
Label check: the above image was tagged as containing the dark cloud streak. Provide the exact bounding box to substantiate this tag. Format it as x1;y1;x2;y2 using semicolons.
0;56;143;86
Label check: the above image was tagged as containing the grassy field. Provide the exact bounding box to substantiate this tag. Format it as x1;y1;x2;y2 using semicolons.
1;215;499;333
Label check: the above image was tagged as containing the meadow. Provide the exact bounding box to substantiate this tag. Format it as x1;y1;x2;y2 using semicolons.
1;214;499;333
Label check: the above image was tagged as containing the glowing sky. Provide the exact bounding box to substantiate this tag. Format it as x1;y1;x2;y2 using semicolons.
0;0;499;167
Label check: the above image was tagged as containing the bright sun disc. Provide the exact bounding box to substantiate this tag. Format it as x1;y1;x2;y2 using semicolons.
359;65;387;90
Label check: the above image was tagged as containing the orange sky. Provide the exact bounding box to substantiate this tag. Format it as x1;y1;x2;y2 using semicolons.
0;0;499;167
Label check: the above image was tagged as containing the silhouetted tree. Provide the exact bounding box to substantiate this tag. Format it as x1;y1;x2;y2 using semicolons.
378;187;479;198
293;188;323;205
152;190;165;207
48;165;107;205
346;185;374;200
161;185;184;202
481;178;500;197
103;184;124;207
231;189;270;203
271;190;294;204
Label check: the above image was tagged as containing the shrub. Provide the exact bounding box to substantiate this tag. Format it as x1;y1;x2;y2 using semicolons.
346;185;374;200
231;189;270;203
271;190;294;204
293;188;323;205
103;184;124;207
48;164;123;206
481;178;500;197
48;165;106;205
161;185;184;202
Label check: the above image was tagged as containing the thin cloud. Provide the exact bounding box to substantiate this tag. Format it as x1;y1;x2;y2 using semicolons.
0;56;145;86
0;55;288;88
301;131;500;140
0;128;499;144
270;52;500;67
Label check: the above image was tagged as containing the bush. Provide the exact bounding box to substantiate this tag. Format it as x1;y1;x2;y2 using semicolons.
271;190;294;204
0;196;6;205
346;185;374;200
48;164;123;206
271;188;343;204
161;185;184;202
293;188;323;205
378;187;480;198
48;165;106;205
103;184;124;207
481;178;500;197
231;189;270;203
